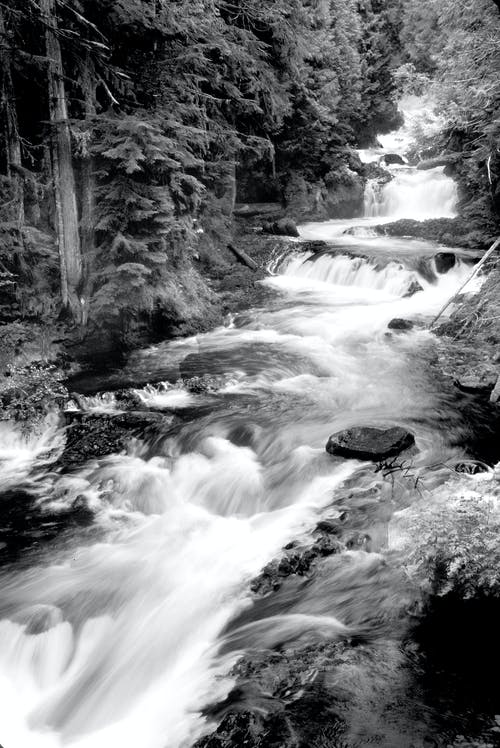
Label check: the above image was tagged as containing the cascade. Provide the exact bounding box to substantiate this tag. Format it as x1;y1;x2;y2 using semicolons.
0;99;487;748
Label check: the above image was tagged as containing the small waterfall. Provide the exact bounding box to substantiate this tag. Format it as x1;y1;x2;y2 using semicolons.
363;166;458;220
284;253;420;296
364;179;384;218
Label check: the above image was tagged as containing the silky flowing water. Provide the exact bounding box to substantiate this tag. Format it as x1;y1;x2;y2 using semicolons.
0;119;496;747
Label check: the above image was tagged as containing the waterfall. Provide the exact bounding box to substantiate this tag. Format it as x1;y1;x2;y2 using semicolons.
284;252;420;297
365;166;458;220
364;179;384;218
360;95;458;220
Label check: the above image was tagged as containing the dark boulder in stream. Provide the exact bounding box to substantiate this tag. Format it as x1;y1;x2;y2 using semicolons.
382;153;406;165
434;251;456;273
388;318;414;331
60;411;175;468
326;426;415;461
261;217;299;237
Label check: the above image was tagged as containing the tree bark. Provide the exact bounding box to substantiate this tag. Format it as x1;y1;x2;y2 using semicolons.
0;6;24;225
79;52;96;328
41;0;83;322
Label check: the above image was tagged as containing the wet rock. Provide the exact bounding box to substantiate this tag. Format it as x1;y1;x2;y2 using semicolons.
363;162;393;184
454;372;498;395
382;153;406;166
454;460;490;475
403;280;424;297
194;710;292;748
60;411;174;468
326;426;415;462
434;252;456;274
182;374;227;394
373;217;494;251
251;533;343;595
388;318;414;331
262;218;299;238
299;239;329;254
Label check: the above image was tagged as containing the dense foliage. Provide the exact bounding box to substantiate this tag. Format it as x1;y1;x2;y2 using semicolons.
0;0;405;353
395;477;500;599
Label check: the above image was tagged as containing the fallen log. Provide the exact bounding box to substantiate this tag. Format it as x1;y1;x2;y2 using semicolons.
233;202;283;218
227;243;259;270
416;154;461;170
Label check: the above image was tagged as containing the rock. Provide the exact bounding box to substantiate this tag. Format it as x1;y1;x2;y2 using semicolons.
262;218;299;238
454;372;498;394
326;426;415;462
388;318;414;331
363;162;393;183
382;153;406;166
403;280;424;297
454;460;490;475
299;240;329;254
373;218;494;251
60;411;174;468
182;374;227;393
434;252;456;274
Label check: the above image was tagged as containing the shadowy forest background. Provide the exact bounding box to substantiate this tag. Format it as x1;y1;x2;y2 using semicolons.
0;0;499;369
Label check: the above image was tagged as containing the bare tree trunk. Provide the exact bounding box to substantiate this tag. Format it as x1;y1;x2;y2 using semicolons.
79;52;96;328
41;0;83;322
0;6;24;226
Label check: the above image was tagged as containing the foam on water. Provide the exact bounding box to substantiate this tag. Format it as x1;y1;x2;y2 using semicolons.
0;98;480;748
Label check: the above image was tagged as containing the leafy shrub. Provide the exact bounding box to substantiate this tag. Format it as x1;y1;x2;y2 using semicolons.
392;475;500;598
0;362;68;426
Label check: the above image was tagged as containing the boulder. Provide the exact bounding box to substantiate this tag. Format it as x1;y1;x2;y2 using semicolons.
403;280;424;297
262;218;299;238
382;153;406;166
326;426;415;462
363;162;393;184
388;318;414;331
434;252;456;274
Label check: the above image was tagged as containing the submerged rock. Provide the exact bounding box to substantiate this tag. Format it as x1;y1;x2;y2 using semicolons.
388;318;414;331
403;280;424;297
326;426;415;462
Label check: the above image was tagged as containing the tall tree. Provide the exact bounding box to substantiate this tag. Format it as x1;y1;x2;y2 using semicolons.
41;0;83;321
0;5;24;225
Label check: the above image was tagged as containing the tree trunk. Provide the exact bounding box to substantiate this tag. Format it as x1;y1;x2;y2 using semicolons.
79;52;96;328
0;6;24;225
41;0;83;322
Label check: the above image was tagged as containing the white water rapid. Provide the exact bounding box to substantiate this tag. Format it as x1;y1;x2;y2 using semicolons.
0;106;487;748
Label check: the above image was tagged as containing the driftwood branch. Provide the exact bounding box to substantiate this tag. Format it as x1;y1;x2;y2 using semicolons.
227;243;259;270
429;237;500;330
416;154;461;170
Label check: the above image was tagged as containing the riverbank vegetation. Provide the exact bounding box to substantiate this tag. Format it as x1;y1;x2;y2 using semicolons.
0;0;498;369
0;0;401;362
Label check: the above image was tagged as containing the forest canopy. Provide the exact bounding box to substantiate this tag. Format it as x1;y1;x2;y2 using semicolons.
0;0;498;356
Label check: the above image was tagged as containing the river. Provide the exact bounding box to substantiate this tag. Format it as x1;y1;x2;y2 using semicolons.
0;116;495;747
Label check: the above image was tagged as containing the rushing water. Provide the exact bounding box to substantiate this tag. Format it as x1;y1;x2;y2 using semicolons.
0;118;496;747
